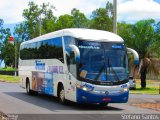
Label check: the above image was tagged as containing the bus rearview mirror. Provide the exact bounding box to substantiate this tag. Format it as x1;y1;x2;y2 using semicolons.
127;47;139;65
69;44;80;62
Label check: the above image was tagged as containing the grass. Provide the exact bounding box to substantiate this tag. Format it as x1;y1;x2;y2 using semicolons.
130;86;159;95
0;74;19;83
135;79;159;85
130;79;160;95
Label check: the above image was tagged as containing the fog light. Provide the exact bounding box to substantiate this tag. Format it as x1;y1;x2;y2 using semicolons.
123;97;127;100
82;96;87;100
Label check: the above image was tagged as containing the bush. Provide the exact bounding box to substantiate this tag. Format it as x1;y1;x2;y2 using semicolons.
0;67;18;76
0;67;18;71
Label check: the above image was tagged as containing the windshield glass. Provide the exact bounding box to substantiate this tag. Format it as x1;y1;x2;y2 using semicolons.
77;40;129;82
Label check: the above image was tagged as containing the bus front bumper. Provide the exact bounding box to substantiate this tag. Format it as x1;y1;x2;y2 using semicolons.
76;88;129;104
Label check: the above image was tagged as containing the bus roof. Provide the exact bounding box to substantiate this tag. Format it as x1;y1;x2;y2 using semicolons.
21;28;124;45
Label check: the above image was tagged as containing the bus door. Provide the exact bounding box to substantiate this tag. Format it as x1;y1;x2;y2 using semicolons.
63;36;77;101
65;52;77;101
65;70;77;102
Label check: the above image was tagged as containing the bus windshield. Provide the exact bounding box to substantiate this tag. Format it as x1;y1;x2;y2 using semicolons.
77;40;129;82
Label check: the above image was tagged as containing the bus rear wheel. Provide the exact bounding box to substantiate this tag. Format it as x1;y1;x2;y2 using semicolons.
58;86;66;104
26;81;34;95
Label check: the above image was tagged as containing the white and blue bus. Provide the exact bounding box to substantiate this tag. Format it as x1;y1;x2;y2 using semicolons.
19;28;139;106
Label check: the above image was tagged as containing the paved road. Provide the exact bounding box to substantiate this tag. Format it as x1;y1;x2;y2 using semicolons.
0;82;159;120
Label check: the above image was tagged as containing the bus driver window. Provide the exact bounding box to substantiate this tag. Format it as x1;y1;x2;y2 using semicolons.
79;63;87;78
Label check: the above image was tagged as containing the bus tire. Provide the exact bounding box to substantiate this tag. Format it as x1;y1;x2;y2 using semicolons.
58;85;66;104
99;103;108;107
26;80;33;95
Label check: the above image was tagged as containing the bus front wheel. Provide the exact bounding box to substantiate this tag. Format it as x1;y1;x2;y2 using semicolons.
99;103;108;107
58;86;66;104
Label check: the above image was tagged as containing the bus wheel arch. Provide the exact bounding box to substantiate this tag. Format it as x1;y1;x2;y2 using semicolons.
57;82;66;104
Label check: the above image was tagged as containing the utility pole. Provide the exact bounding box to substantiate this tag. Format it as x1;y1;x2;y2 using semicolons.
14;41;17;76
113;0;117;34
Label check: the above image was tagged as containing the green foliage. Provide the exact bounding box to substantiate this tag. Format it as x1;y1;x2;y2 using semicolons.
71;8;89;28
55;14;74;30
0;19;4;40
14;22;29;41
90;2;113;31
118;19;159;69
22;1;40;39
14;1;113;41
118;19;160;88
1;43;14;67
0;19;15;67
0;67;17;71
40;3;57;34
17;1;57;39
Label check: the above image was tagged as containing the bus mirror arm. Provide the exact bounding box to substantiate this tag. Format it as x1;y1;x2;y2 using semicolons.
69;44;80;62
127;47;139;65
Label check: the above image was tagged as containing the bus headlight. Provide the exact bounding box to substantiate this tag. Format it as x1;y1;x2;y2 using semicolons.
123;88;128;92
82;86;88;91
81;86;94;91
77;83;94;91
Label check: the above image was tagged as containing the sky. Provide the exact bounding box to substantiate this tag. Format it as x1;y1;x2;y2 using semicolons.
0;0;160;25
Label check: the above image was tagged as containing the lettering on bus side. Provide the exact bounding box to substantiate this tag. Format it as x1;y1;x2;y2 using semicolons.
48;66;64;74
35;60;45;70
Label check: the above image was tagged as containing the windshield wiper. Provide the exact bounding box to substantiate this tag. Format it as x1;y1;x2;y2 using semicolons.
107;58;120;82
94;64;105;81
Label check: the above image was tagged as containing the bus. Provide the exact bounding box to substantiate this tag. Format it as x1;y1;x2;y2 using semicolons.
19;28;139;106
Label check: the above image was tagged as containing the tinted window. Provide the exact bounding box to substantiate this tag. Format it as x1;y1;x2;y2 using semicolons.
20;37;64;63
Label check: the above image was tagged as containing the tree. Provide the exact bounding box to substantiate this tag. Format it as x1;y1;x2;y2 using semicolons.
154;21;160;56
0;26;15;67
118;19;159;88
90;2;113;31
0;19;4;65
118;22;136;76
0;19;4;40
55;14;74;30
0;18;20;68
22;2;56;39
14;22;29;41
1;42;15;67
71;8;89;28
23;1;41;39
39;3;57;33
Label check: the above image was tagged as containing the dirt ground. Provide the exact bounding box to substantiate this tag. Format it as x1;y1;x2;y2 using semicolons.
132;103;160;111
